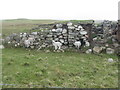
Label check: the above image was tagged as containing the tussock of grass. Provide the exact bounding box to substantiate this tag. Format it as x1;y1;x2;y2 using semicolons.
2;48;118;88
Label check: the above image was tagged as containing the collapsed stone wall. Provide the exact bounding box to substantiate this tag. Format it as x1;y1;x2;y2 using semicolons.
1;20;119;54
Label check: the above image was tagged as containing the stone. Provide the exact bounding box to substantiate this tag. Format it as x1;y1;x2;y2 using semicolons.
59;35;63;38
30;46;34;49
41;44;46;48
52;29;56;32
93;46;103;53
81;28;85;31
69;35;74;39
56;28;63;32
86;49;92;54
59;39;64;43
68;26;75;30
75;28;80;31
45;50;50;53
113;43;119;48
105;44;109;47
56;24;63;28
47;35;53;38
108;58;114;62
67;22;73;26
106;48;115;54
78;25;83;29
62;29;67;34
74;25;78;27
0;45;5;49
80;31;87;35
31;32;38;35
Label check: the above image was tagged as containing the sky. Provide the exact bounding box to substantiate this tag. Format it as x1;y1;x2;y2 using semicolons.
0;0;119;20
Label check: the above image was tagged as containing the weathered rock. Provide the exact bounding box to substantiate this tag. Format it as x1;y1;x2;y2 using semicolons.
113;43;119;48
68;26;75;30
45;50;50;53
56;28;63;32
108;58;114;62
62;29;67;34
86;49;92;54
93;46;103;53
59;39;64;43
67;22;73;26
56;24;63;28
75;28;80;31
52;29;56;32
80;31;87;35
31;32;38;35
78;25;83;29
106;48;115;54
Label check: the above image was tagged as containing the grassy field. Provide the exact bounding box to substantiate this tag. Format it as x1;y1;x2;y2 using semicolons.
2;19;60;36
2;48;118;88
1;19;119;88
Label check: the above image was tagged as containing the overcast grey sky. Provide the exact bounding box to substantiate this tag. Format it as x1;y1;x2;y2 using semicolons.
1;0;119;20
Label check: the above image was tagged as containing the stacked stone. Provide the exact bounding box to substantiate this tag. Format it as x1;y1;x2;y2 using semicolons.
3;21;118;54
51;23;68;46
49;22;89;48
3;22;90;49
92;20;118;54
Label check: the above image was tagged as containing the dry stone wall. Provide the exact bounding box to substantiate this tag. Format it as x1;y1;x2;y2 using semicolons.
1;20;119;54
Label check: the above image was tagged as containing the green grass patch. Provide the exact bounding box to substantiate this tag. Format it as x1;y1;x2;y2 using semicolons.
2;48;118;88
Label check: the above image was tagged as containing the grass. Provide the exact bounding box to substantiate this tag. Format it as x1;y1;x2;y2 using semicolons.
2;48;118;88
1;19;119;88
2;19;60;36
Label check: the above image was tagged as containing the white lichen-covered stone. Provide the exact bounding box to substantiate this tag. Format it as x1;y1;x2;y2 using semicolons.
67;22;73;26
56;28;63;32
86;49;92;54
68;26;75;30
80;31;87;35
56;24;62;28
108;58;114;62
78;25;83;29
62;29;67;34
31;32;38;35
